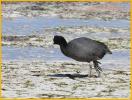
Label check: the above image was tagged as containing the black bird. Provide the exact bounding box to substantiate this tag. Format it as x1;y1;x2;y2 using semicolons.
53;35;112;77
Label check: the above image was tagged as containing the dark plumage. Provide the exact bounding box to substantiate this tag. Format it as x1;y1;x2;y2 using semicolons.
53;35;112;77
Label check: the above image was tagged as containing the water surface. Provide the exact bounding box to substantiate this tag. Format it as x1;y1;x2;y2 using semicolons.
2;46;130;68
3;17;129;35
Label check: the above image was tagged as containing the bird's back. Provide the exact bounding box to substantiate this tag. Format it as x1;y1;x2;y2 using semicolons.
61;37;111;62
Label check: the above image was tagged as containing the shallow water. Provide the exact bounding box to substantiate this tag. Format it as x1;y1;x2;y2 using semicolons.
2;46;69;61
112;2;130;10
2;17;129;35
2;46;130;67
2;3;130;98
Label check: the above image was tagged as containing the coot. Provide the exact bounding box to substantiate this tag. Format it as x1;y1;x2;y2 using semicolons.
53;35;112;77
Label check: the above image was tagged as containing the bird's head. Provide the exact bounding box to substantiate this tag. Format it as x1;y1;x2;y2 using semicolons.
53;35;67;46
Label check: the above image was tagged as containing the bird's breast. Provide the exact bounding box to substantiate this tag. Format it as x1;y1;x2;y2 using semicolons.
60;46;91;62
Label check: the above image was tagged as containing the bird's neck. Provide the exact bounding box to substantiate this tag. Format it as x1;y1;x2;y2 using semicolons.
60;40;67;48
60;42;68;56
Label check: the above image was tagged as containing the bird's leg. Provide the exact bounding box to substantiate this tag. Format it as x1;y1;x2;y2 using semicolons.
89;63;92;77
93;61;102;77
